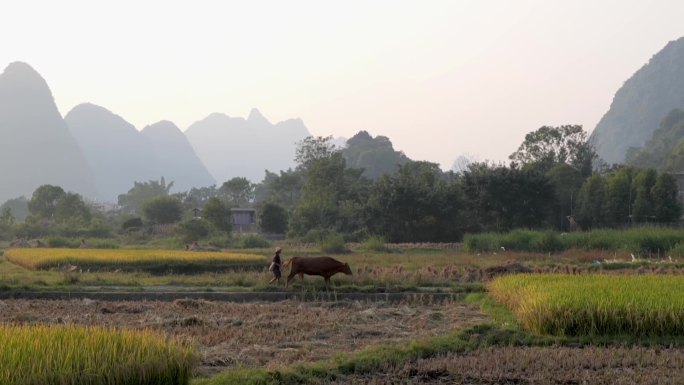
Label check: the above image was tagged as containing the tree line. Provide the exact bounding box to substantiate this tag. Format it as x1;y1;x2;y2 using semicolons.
1;125;681;244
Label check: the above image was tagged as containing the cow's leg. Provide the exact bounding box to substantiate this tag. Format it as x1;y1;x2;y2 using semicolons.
286;271;297;288
299;272;304;282
324;276;331;290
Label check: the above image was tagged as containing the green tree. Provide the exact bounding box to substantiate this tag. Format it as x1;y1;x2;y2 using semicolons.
289;152;368;236
651;173;681;222
630;169;657;222
201;197;232;233
259;202;288;234
141;196;182;224
176;218;211;243
0;207;14;240
54;192;92;224
461;162;556;232
510;125;596;176
254;169;303;209
604;167;632;225
295;135;339;170
219;177;254;207
546;164;584;230
575;174;608;229
28;185;66;219
118;178;173;215
366;162;464;242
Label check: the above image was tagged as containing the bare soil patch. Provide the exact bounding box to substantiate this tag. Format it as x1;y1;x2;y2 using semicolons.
0;298;486;376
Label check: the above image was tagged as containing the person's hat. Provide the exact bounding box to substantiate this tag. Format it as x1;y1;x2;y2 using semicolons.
275;247;282;253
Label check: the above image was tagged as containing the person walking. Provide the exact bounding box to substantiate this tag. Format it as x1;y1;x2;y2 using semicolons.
269;247;283;286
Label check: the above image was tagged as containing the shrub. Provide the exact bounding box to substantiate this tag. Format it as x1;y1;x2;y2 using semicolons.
235;234;271;249
362;236;388;252
176;218;211;243
46;237;80;248
320;234;349;254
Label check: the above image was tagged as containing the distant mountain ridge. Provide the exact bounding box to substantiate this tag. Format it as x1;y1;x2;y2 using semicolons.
141;120;216;193
591;37;684;164
185;109;311;184
0;61;314;204
342;131;411;179
0;62;96;204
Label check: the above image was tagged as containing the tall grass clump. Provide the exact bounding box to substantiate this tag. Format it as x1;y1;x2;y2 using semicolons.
320;234;349;254
489;274;684;336
361;236;388;252
0;324;196;385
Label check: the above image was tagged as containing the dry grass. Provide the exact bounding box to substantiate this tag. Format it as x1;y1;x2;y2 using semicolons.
0;298;487;377
331;346;684;384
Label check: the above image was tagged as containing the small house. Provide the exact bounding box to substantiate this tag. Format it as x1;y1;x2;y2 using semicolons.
231;208;257;233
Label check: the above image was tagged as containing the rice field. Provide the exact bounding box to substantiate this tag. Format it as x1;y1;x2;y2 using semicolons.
0;324;196;385
4;248;267;272
489;274;684;336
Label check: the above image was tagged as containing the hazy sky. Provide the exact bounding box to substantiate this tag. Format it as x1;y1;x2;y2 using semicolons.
3;0;684;170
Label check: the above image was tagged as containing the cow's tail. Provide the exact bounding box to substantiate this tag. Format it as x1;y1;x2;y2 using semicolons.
282;258;293;269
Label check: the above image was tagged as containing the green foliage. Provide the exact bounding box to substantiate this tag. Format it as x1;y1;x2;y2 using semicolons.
366;162;464;242
258;202;288;234
652;173;682;222
465;227;684;255
219;177;254;207
235;234;271;249
176;218;211;243
53;192;91;224
45;236;79;248
121;217;143;231
141;196;182;224
462;162;556;232
320;233;348;254
575;173;607;228
289;152;368;236
295;135;339;171
361;236;388;252
509;124;596;176
28;185;65;219
253;169;303;209
202;197;232;233
626;109;684;171
117;177;173;215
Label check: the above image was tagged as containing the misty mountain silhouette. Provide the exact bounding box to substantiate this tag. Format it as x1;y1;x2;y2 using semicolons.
185;108;311;183
591;37;684;164
65;103;162;202
0;62;96;204
141;120;215;193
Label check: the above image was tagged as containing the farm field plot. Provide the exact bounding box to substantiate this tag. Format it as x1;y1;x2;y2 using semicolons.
332;346;684;385
0;298;487;377
0;324;194;385
4;248;267;273
490;274;684;336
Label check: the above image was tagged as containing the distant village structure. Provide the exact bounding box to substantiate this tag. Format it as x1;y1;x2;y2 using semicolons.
231;208;257;233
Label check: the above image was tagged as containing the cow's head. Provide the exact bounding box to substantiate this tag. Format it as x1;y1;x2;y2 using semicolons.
342;262;353;275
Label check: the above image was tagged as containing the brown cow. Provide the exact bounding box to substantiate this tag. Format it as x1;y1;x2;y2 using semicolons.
283;256;352;288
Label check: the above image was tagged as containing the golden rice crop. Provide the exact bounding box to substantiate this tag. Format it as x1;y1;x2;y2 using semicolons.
0;324;196;385
5;248;267;271
489;274;684;336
